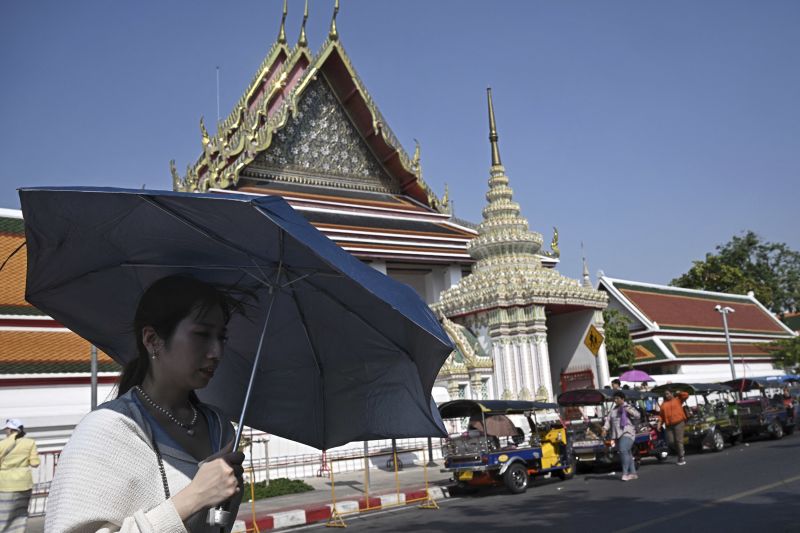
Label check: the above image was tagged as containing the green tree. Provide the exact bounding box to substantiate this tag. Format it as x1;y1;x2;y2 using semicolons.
671;231;800;313
765;336;800;372
602;308;635;374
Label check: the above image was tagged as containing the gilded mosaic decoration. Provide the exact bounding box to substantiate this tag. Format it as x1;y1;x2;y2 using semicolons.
246;77;397;192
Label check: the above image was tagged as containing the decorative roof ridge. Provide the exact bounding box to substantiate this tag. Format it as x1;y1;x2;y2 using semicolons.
599;275;759;301
314;40;445;212
177;33;446;213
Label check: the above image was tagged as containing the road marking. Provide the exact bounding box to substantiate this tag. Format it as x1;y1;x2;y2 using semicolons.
615;473;800;533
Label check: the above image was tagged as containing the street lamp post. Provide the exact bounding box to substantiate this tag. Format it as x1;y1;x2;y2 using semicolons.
715;305;736;380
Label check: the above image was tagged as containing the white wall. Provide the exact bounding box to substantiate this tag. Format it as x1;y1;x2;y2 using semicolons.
0;381;117;452
546;310;602;393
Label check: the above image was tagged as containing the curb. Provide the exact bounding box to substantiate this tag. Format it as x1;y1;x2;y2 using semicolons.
235;486;450;531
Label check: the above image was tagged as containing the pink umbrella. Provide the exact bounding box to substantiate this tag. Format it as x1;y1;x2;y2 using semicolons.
619;369;654;382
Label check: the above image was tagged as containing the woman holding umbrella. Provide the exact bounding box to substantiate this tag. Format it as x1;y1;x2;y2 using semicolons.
46;276;245;532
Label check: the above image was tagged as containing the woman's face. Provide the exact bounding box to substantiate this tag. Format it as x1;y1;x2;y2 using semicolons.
151;303;228;391
4;428;12;437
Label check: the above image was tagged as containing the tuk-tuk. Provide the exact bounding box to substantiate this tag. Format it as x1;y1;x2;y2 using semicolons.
724;378;796;439
438;400;576;494
652;383;741;451
556;389;668;470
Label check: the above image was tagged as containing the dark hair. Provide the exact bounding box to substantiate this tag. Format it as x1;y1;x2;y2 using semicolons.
612;379;621;386
613;391;626;400
117;275;231;397
15;426;25;439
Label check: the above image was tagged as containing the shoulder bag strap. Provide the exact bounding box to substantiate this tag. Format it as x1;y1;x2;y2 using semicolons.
0;439;19;467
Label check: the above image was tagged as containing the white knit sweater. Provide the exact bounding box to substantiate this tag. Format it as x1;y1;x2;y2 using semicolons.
45;391;239;533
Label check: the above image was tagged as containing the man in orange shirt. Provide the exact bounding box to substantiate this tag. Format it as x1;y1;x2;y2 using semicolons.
657;389;690;465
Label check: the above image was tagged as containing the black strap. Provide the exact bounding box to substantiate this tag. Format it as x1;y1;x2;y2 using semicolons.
152;437;171;499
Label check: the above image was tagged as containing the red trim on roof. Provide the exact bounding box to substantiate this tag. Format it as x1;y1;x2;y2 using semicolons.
0;375;118;387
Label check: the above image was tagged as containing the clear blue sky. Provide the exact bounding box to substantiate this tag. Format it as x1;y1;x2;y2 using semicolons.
1;0;798;285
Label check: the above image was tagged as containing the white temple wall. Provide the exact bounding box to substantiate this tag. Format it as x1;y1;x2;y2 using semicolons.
0;381;117;452
546;310;605;393
424;267;445;305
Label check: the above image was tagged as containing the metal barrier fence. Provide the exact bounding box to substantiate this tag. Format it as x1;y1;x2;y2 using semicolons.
25;437;443;519
244;436;443;483
326;445;439;528
28;450;60;516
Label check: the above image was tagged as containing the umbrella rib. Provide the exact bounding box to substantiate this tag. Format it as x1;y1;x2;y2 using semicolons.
138;194;266;264
287;287;326;448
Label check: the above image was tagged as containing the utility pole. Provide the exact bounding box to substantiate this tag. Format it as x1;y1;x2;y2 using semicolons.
715;305;737;380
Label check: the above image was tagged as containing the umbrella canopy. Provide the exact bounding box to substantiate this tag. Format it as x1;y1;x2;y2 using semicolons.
19;187;453;449
619;369;653;383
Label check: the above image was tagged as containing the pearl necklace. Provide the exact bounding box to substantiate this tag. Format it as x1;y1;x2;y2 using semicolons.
134;386;198;436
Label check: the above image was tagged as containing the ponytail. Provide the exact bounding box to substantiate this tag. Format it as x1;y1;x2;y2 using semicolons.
117;356;150;398
15;427;25;439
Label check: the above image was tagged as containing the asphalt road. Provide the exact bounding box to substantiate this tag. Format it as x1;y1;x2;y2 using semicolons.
300;435;800;533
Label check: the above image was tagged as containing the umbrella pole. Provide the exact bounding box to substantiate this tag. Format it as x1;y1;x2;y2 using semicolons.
208;287;278;530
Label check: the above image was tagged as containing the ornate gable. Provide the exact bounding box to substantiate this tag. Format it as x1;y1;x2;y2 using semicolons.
241;76;399;194
172;4;446;211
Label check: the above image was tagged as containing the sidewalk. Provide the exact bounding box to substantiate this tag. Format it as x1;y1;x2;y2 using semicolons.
235;463;451;531
24;464;452;532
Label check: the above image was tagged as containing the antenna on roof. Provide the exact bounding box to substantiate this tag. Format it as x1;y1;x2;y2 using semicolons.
298;0;309;47
277;0;288;44
329;0;339;41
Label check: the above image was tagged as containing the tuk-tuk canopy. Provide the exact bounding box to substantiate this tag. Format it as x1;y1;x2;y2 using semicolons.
652;383;733;395
723;378;768;392
556;388;643;406
438;399;558;419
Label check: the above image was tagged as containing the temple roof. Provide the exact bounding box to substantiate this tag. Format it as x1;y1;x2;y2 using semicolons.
173;4;445;212
434;89;607;319
0;209;119;376
600;276;795;337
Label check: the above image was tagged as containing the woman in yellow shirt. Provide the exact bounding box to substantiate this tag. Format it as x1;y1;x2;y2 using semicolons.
0;418;40;532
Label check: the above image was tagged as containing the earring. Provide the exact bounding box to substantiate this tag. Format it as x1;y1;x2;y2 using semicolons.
151;349;159;360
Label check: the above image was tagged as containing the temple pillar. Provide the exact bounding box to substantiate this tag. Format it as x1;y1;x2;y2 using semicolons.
593;310;611;387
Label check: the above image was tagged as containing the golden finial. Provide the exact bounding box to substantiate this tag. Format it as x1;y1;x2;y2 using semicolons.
169;159;180;189
486;87;502;166
411;138;421;172
442;183;450;208
298;0;309;47
329;0;339;41
200;116;210;146
277;0;287;44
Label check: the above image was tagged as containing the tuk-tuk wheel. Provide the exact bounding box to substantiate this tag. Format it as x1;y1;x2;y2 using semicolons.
656;450;668;461
769;422;784;440
503;463;529;494
556;454;577;480
711;430;725;452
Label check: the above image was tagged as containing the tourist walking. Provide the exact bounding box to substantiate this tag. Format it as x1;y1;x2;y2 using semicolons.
657;388;689;465
602;391;641;481
46;276;245;532
0;418;40;533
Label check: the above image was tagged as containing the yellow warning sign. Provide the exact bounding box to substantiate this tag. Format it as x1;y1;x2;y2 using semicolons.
584;325;604;356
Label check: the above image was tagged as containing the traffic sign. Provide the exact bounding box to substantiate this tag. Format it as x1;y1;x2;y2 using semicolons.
584;325;604;356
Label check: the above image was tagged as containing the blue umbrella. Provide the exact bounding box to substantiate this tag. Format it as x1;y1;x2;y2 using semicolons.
19;186;452;450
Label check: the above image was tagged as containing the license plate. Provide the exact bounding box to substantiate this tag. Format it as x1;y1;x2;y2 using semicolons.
458;471;473;481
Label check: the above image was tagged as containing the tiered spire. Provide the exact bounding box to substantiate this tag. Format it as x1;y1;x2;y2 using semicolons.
433;88;607;318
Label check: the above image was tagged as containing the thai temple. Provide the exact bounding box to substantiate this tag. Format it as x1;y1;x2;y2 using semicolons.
170;1;610;403
2;2;791;464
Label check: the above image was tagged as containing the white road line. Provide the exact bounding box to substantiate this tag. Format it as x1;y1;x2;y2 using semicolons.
614;473;800;533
